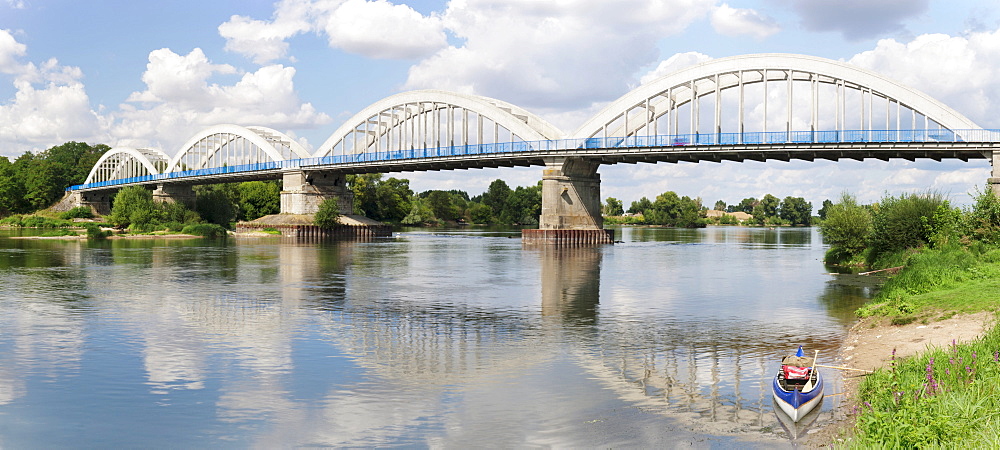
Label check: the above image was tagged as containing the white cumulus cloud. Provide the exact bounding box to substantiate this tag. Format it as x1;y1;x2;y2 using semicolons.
0;29;26;74
219;0;446;63
0;30;103;155
639;52;713;85
318;0;447;59
114;48;331;153
404;0;716;111
710;4;779;40
848;29;1000;128
218;0;315;64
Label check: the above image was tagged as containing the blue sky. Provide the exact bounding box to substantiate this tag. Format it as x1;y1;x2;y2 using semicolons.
2;0;1000;210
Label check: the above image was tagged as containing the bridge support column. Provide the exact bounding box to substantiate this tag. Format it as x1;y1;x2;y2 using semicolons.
523;157;613;245
70;191;112;215
990;150;1000;197
280;171;353;215
152;184;196;208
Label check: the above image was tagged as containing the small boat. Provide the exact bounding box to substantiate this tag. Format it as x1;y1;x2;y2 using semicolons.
772;345;824;422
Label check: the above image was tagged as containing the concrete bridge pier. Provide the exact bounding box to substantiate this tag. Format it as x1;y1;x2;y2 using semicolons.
523;157;614;245
69;190;112;215
152;184;196;208
989;150;1000;196
280;171;354;215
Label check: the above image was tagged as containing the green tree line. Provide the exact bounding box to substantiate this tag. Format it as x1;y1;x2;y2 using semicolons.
819;187;1000;268
0;142;107;215
346;175;541;226
602;192;815;227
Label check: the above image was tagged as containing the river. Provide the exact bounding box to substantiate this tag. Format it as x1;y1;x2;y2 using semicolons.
0;226;873;448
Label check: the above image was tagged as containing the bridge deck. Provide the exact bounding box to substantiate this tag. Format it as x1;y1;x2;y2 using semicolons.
70;129;1000;192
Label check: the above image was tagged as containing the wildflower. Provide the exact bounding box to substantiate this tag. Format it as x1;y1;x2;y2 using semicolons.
926;358;938;395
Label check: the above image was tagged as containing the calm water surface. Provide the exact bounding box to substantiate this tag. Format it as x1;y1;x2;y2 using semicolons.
0;226;873;448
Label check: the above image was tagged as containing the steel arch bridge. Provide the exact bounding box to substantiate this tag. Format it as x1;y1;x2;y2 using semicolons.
69;53;1000;241
75;53;999;191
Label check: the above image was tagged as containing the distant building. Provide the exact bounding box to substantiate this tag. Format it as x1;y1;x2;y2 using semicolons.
705;210;753;222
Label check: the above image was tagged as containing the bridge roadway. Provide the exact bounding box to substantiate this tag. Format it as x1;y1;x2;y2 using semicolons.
70;129;1000;191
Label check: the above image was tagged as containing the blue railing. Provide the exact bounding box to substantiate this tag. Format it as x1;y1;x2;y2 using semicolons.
68;128;1000;191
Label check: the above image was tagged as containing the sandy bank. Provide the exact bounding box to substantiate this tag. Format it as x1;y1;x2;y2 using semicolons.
803;311;994;446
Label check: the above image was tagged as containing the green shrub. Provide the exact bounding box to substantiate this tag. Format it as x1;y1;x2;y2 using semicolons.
161;221;186;232
0;215;24;226
83;223;111;240
819;192;871;261
19;215;71;228
59;206;95;220
39;228;77;237
867;192;946;265
314;197;343;229
180;223;228;238
109;186;158;229
965;185;1000;245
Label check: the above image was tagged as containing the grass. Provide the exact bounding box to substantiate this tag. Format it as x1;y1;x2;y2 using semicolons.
857;245;1000;317
850;326;1000;447
845;243;1000;447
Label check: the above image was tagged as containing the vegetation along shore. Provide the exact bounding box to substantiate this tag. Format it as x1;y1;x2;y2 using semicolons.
804;187;1000;447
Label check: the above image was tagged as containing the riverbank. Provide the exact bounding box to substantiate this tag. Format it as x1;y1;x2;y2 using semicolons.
803;310;994;446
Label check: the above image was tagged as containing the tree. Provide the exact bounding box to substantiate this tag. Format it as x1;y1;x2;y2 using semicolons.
714;200;726;211
109;186;159;230
347;173;382;216
195;184;238;226
817;199;834;220
735;197;757;214
752;194;780;222
967;185;1000;245
480;179;512;219
402;195;437;225
236;181;281;220
779;196;813;226
314;197;342;229
237;181;280;221
628;197;653;215
0;157;25;215
425;190;460;221
373;177;413;222
502;184;542;224
603;197;624;216
468;202;493;224
819;193;872;263
644;191;705;227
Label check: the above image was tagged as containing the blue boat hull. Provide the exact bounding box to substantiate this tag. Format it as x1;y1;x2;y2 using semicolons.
773;347;824;422
772;373;823;422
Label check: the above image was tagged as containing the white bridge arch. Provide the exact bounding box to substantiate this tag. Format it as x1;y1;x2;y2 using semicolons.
165;124;311;174
573;53;982;142
84;147;170;186
313;89;564;158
